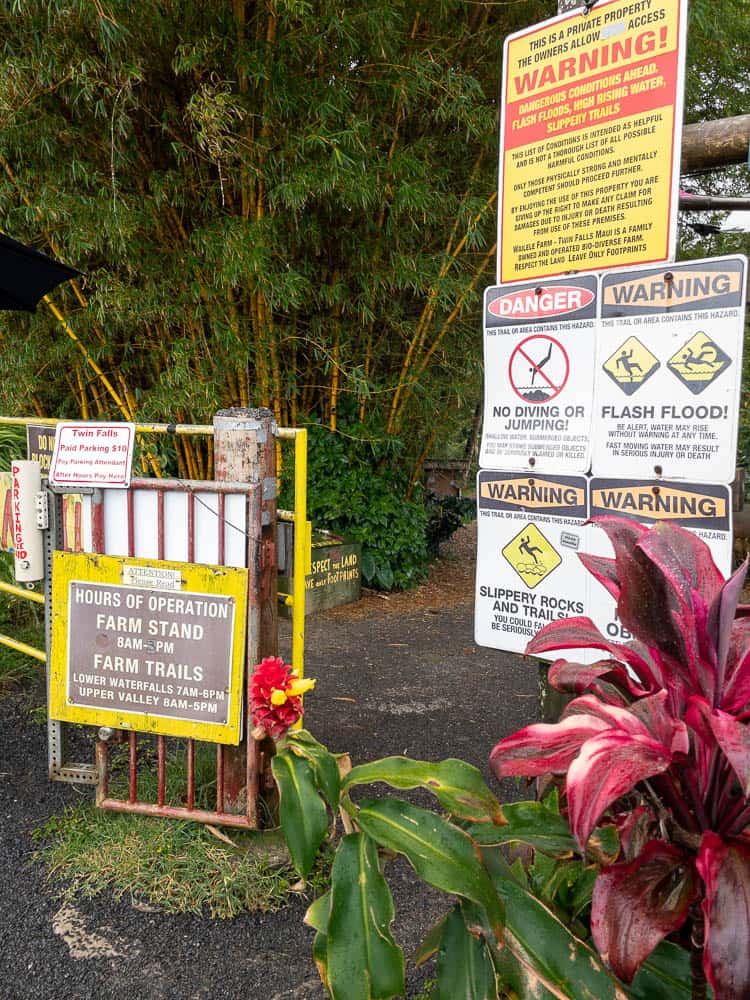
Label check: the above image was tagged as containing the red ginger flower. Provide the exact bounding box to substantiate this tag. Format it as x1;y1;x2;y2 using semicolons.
250;656;315;740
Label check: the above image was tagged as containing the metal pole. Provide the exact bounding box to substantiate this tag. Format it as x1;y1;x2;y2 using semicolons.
213;408;278;824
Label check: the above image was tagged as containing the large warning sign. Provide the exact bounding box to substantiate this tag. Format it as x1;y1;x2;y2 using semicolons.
480;277;597;473
592;256;747;482
498;0;686;284
475;471;590;655
586;478;732;643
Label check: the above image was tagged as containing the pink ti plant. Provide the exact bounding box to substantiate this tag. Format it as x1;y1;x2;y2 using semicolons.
490;517;750;999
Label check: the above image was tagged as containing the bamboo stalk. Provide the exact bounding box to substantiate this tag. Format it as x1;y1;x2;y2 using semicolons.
76;367;90;420
387;186;496;434
394;242;496;429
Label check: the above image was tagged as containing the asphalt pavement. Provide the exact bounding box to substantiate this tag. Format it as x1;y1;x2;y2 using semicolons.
0;598;538;1000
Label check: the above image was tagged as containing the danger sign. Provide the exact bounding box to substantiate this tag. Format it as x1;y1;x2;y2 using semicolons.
480;277;597;474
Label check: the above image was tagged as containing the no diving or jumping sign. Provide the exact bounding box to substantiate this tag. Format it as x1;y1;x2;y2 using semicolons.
508;335;569;404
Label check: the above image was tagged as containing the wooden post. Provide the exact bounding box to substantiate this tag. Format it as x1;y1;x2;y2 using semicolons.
213;407;278;821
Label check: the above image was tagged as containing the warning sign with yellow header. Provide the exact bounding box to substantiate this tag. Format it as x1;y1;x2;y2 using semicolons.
498;0;686;284
475;470;590;656
592;256;747;482
585;478;732;643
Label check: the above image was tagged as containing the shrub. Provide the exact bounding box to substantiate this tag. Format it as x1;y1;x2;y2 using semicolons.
296;423;429;591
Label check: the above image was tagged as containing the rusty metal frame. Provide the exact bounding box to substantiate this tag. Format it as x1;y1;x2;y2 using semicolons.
48;476;265;828
0;415;308;827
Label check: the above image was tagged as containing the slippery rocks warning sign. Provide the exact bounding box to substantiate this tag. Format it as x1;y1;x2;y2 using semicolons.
480;277;597;474
474;470;589;655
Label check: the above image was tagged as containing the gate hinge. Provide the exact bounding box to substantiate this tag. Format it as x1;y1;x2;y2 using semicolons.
35;491;49;530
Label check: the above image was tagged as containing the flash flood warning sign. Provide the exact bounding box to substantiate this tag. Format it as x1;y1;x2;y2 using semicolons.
592;256;747;482
480;277;597;474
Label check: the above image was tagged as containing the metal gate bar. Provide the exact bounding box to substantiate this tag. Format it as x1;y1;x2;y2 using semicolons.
93;476;262;827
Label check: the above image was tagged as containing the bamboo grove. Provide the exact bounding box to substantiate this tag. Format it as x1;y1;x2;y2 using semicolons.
0;0;747;488
0;0;537;482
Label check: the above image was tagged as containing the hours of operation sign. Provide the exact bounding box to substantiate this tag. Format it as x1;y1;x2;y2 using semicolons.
49;552;248;744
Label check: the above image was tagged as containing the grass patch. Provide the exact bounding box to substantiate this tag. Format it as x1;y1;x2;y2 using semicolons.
34;806;330;919
34;739;331;918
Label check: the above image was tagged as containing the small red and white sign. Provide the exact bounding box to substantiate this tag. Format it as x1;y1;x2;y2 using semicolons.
49;422;136;489
488;285;595;321
480;278;598;475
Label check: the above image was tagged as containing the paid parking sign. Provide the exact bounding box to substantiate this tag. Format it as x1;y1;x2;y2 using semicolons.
480;277;597;474
475;470;590;655
591;256;747;482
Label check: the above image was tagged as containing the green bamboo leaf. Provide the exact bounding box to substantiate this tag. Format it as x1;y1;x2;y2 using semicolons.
465;801;576;857
272;749;328;877
286;729;341;812
343;756;503;823
325;833;405;1000
436;904;498;1000
355;798;504;937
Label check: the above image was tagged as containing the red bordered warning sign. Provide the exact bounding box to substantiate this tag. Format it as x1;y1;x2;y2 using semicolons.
508;334;569;404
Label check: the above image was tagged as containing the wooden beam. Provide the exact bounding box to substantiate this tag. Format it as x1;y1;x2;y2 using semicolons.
681;115;750;173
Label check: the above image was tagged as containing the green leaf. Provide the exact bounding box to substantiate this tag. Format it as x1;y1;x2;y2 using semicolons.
325;833;405;1000
465;801;576;857
272;749;329;878
360;550;376;582
286;729;341;812
354;798;504;938
587;823;620;865
305;891;333;994
492;872;621;1000
375;560;394;590
414;913;449;968
305;890;331;933
436;904;498;1000
344;757;503;823
627;940;712;1000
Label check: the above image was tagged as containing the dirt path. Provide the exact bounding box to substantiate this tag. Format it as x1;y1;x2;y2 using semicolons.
0;526;539;999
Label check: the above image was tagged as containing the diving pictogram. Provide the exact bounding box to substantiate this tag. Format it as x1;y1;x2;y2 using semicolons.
508;335;569;404
602;336;660;396
667;332;731;395
501;523;561;589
